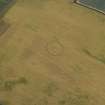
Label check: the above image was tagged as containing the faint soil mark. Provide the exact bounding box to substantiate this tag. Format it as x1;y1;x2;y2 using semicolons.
35;98;49;105
70;65;84;80
0;20;10;37
40;57;77;83
71;64;87;76
46;37;64;56
21;35;45;61
0;66;17;79
24;23;40;32
21;47;34;60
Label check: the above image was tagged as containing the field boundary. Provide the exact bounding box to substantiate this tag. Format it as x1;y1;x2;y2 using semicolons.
74;0;105;15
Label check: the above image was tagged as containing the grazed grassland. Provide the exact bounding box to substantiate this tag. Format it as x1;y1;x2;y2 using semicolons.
0;0;105;105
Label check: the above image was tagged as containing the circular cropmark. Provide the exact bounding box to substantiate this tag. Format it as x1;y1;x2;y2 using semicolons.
46;37;64;56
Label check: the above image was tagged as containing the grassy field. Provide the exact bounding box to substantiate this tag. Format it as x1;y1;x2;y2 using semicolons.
0;0;105;105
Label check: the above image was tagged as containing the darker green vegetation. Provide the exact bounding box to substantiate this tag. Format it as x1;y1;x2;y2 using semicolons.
0;0;14;8
43;81;58;96
0;77;28;91
58;90;91;105
0;100;9;105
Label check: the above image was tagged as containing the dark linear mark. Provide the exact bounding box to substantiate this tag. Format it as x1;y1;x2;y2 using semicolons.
82;48;105;64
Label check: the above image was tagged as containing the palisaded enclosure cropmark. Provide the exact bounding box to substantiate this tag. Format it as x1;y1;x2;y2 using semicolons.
0;0;16;18
76;0;105;14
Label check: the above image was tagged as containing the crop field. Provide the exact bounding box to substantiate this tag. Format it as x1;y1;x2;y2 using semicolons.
0;0;105;105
